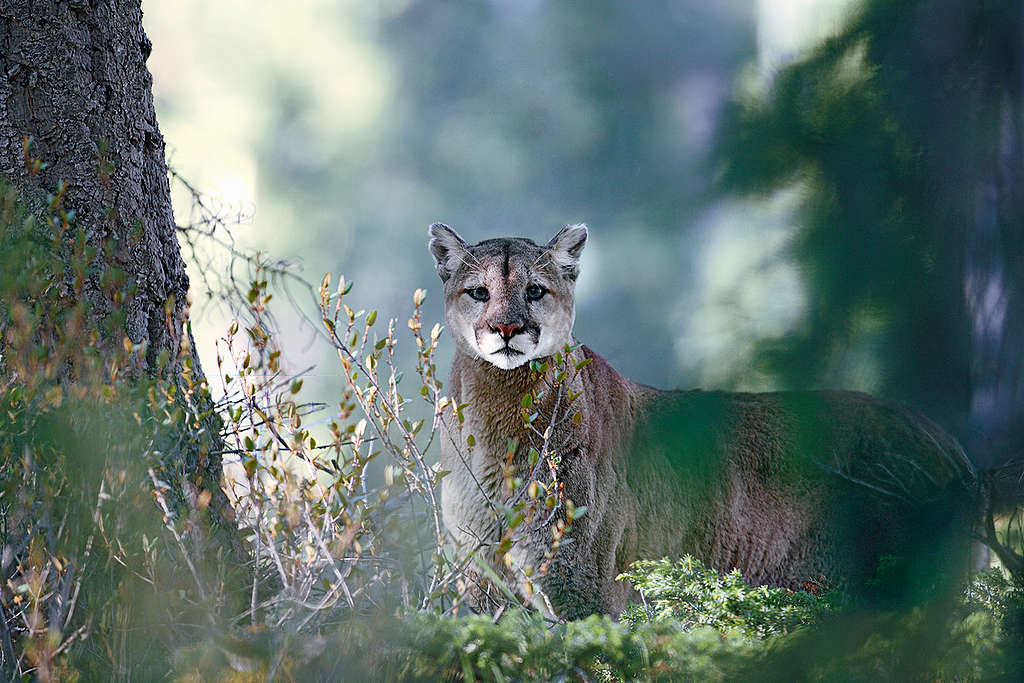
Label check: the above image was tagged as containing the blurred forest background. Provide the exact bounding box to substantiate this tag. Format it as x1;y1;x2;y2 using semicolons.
145;0;1021;470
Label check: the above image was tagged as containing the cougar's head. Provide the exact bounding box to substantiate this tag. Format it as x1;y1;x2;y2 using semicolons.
428;223;588;370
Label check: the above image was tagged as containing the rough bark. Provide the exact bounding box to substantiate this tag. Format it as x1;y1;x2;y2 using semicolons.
0;1;238;543
0;0;187;366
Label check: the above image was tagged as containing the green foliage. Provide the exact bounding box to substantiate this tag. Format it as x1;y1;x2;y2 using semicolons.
618;556;842;638
0;179;243;680
964;568;1022;621
963;567;1024;671
265;564;1022;682
0;180;107;392
237;609;756;682
0;377;229;680
381;610;755;682
613;557;1024;680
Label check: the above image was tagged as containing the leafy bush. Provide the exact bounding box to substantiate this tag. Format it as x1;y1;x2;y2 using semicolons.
618;555;843;638
614;557;1024;681
378;609;756;682
283;563;1023;682
0;177;244;680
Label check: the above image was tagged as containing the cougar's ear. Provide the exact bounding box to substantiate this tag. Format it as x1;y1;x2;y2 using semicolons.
428;223;469;282
545;223;588;280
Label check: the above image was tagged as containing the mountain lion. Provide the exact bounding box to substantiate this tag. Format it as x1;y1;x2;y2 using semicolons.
429;222;979;620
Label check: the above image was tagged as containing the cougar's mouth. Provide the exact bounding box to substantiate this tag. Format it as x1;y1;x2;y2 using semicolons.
495;346;523;357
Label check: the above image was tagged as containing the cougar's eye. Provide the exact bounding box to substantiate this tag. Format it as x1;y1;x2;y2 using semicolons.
525;284;546;301
466;286;489;302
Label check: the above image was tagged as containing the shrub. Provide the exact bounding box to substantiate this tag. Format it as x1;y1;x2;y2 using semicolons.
618;555;843;638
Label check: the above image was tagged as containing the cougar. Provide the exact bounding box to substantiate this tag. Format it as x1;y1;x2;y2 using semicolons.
429;222;979;620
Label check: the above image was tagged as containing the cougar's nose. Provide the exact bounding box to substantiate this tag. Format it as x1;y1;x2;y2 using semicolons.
490;322;523;340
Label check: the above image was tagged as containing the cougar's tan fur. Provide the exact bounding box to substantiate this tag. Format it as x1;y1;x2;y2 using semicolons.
429;223;979;619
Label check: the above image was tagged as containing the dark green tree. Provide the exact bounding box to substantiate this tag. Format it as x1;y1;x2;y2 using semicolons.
717;0;1024;474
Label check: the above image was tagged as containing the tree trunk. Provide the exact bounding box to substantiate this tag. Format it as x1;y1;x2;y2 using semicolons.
0;1;238;541
963;11;1024;476
0;0;187;366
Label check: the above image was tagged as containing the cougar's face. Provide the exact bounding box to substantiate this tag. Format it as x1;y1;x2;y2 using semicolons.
429;223;588;370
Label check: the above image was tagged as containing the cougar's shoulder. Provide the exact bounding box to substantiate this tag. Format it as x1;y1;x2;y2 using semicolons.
573;344;655;457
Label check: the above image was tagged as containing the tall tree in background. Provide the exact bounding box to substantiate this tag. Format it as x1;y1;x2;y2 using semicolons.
717;0;1024;475
0;2;235;533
